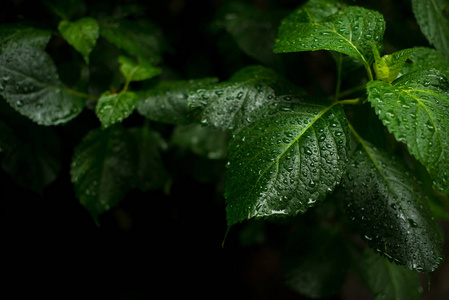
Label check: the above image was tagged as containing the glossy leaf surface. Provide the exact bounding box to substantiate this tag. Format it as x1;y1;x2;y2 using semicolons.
359;249;422;300
274;5;385;66
412;0;449;57
96;91;139;128
0;48;85;125
340;139;443;273
137;77;218;125
70;125;137;221
225;100;350;227
367;70;449;193
188;65;301;131
0;24;51;54
402;47;449;78
373;47;415;83
58;17;99;64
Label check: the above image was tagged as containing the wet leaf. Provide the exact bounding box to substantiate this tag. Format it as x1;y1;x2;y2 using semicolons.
340;139;443;273
70;125;137;222
412;0;449;57
402;47;449;78
225;99;350;227
188;65;302;131
274;4;385;67
0;48;85;125
372;46;415;83
359;248;423;300
96;91;139;128
0;24;51;54
136;77;218;125
367;70;449;193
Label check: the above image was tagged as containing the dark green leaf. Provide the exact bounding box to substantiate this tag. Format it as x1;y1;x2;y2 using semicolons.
136;77;218;125
225;99;350;227
188;65;302;131
359;249;422;300
0;48;86;125
0;24;51;54
219;2;285;68
129;127;169;192
172;124;229;159
43;0;86;20
99;18;167;63
367;70;449;193
402;47;449;78
70;125;137;222
340;138;443;273
96;91;139;128
282;227;349;298
1;124;61;194
58;17;100;64
412;0;449;57
118;55;161;82
274;5;385;67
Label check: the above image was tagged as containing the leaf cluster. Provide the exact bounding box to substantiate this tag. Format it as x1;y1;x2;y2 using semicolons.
1;0;449;298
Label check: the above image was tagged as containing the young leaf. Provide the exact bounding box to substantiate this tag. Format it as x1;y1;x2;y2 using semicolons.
0;24;51;54
118;55;161;82
411;0;449;58
372;46;415;83
359;249;422;300
367;70;449;193
188;65;302;131
96;91;139;128
129;127;169;192
58;17;100;64
225;100;350;227
0;48;86;125
70;125;137;222
340;138;443;273
274;5;385;69
136;77;218;125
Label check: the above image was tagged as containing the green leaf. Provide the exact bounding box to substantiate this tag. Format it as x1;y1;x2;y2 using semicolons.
99;18;167;63
402;47;449;78
137;77;218;125
282;227;349;298
0;24;52;54
372;46;415;83
118;55;161;82
274;5;385;68
43;0;86;20
218;2;285;68
367;70;449;193
339;138;443;273
412;0;449;57
171;124;229;159
129;127;169;192
188;65;302;131
225;100;350;227
359;249;422;300
1;123;61;194
0;48;86;125
58;17;99;64
70;125;137;222
96;91;139;128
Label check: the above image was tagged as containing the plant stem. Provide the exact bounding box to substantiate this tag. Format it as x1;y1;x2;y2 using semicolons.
338;98;361;105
